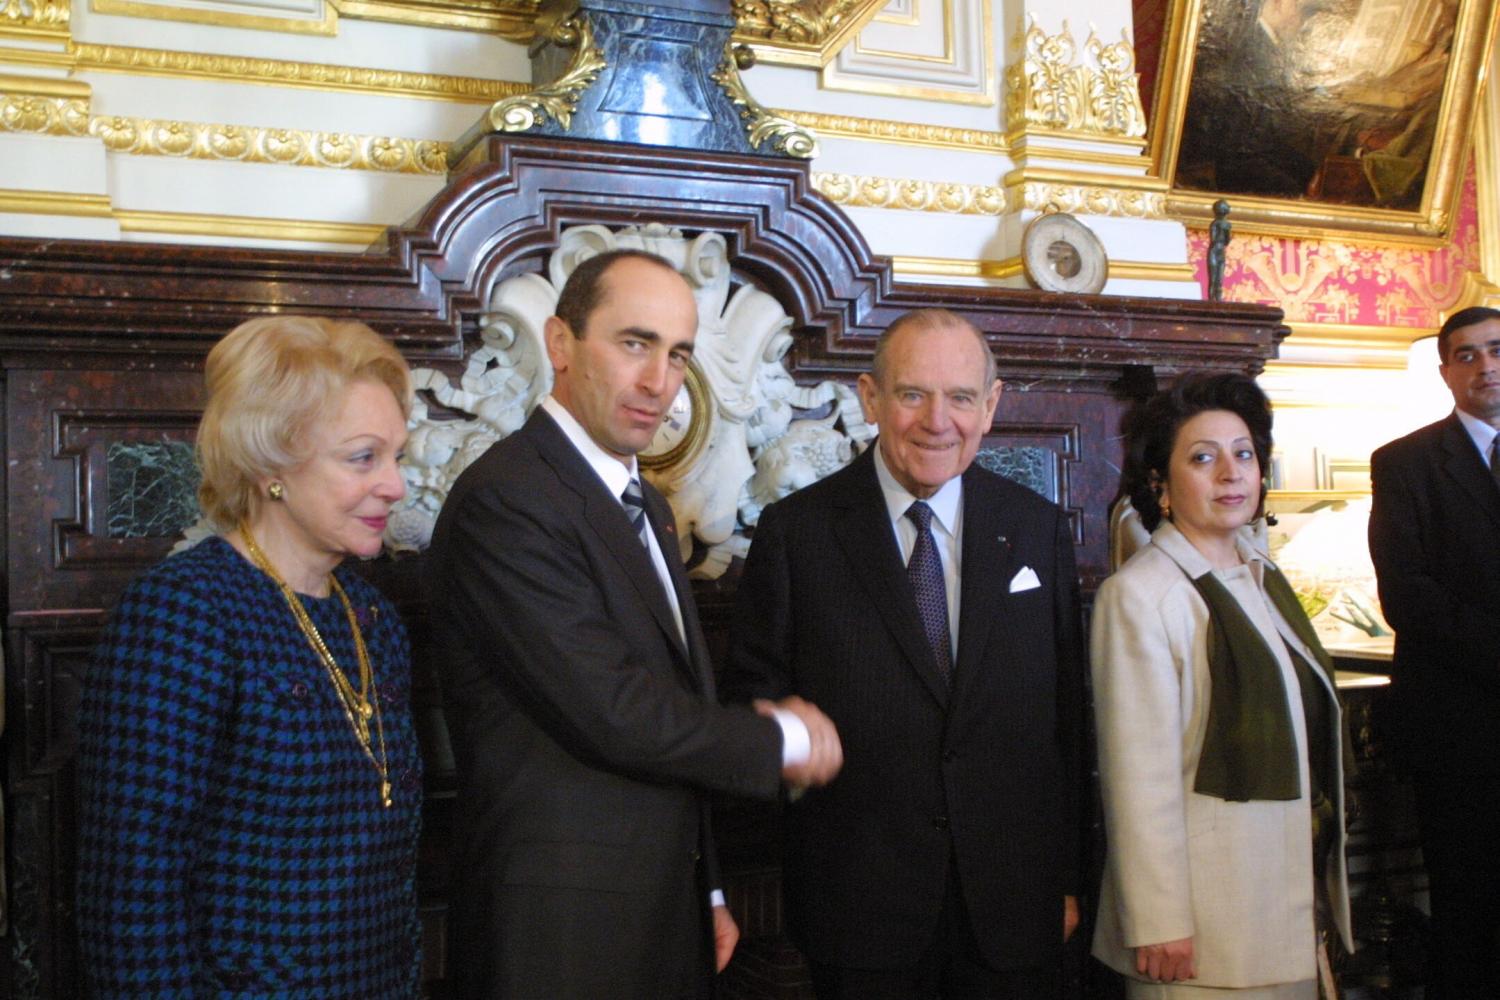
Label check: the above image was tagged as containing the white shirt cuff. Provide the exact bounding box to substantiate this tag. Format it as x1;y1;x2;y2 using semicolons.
709;889;726;908
771;707;811;766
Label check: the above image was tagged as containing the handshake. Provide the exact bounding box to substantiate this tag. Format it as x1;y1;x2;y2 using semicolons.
755;696;844;788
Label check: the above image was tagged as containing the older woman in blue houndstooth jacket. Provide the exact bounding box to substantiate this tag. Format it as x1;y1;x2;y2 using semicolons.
76;316;423;998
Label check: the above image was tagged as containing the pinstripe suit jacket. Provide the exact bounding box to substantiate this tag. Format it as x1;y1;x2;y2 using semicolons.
724;446;1086;972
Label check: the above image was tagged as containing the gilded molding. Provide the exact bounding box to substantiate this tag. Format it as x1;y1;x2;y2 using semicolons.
86;117;449;173
1169;189;1451;247
812;172;1003;215
0;89;450;173
91;0;336;35
0;91;89;136
0;72;88;98
2;70;446;173
732;0;887;67
779;109;1006;153
0;188;111;217
1110;260;1198;282
0;189;387;244
1016;181;1164;218
0;0;69;35
115;210;384;244
732;0;865;43
1006;134;1147;169
711;41;818;158
0;46;74;70
71;43;523;103
892;256;1025;280
1004;19;1146;138
65;0;882;65
487;13;604;132
891;254;1195;282
328;0;536;38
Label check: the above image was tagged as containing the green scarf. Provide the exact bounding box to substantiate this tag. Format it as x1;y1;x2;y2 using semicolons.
1190;564;1343;802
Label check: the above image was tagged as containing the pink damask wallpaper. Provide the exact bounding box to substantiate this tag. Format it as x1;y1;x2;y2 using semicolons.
1187;167;1480;328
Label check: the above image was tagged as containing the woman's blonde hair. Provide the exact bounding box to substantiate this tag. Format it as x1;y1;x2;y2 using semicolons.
196;315;413;528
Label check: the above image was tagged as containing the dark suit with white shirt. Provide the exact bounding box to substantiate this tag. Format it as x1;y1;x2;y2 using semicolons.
431;404;786;999
1370;411;1500;996
724;444;1085;991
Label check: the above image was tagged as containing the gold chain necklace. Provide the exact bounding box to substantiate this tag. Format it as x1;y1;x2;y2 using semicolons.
239;521;392;808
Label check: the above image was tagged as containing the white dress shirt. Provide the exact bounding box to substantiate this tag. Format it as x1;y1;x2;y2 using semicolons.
538;397;809;774
872;445;963;658
1455;406;1499;467
541;396;686;640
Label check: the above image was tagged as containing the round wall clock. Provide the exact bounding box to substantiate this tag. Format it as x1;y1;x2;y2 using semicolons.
639;360;712;475
1021;213;1109;295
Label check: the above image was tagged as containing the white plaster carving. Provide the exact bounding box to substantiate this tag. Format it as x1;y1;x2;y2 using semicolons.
389;221;869;577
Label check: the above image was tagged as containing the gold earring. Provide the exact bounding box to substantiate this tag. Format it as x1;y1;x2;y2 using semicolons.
268;481;285;501
1159;495;1171;520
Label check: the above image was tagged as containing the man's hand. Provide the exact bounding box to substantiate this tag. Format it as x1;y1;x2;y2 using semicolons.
1136;937;1196;982
1063;895;1079;942
712;904;739;973
757;696;843;787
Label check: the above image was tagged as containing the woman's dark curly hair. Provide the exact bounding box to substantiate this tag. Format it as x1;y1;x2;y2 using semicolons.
1120;372;1273;533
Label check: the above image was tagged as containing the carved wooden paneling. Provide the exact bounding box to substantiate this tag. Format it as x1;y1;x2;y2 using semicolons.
5;615;102;1000
7;372;205;614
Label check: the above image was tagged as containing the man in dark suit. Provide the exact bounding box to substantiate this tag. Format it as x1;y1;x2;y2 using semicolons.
430;248;842;999
1370;305;1500;998
725;309;1086;999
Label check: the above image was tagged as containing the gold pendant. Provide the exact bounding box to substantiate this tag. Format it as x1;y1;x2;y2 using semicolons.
382;781;393;808
359;702;374;720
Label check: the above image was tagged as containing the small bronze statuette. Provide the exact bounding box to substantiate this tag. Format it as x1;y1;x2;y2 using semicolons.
1208;199;1231;302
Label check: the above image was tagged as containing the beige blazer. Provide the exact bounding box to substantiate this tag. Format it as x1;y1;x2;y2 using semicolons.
1090;523;1353;988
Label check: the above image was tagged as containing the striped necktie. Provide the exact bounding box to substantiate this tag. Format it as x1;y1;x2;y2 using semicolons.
621;477;652;551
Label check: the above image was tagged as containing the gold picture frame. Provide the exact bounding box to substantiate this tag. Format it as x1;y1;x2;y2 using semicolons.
1149;0;1499;243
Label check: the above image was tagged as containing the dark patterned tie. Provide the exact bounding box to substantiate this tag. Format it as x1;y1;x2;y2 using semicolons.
621;478;652;551
905;501;952;684
1491;437;1500;493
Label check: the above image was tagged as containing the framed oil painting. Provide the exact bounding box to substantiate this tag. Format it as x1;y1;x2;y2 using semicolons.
1149;0;1498;241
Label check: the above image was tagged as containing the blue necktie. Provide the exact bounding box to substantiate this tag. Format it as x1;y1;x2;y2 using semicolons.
906;501;952;684
621;478;652;551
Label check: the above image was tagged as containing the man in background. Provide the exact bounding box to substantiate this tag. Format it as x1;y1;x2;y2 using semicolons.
1370;304;1500;998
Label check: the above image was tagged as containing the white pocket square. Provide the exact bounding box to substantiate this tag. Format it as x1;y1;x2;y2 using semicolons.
1009;566;1041;593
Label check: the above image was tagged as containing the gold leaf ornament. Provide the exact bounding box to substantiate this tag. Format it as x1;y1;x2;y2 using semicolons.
209;126;251;160
262;129;306;162
486;14;606;133
92;116;140;151
317;133;358;166
367;138;409;170
3;96;51;132
150;120;196;156
709;39;819;158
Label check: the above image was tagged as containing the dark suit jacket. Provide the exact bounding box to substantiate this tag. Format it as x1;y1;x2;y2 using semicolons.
1369;413;1500;774
724;447;1086;972
430;408;785;999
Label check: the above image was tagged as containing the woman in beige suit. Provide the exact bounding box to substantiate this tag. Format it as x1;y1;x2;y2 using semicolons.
1091;373;1353;998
